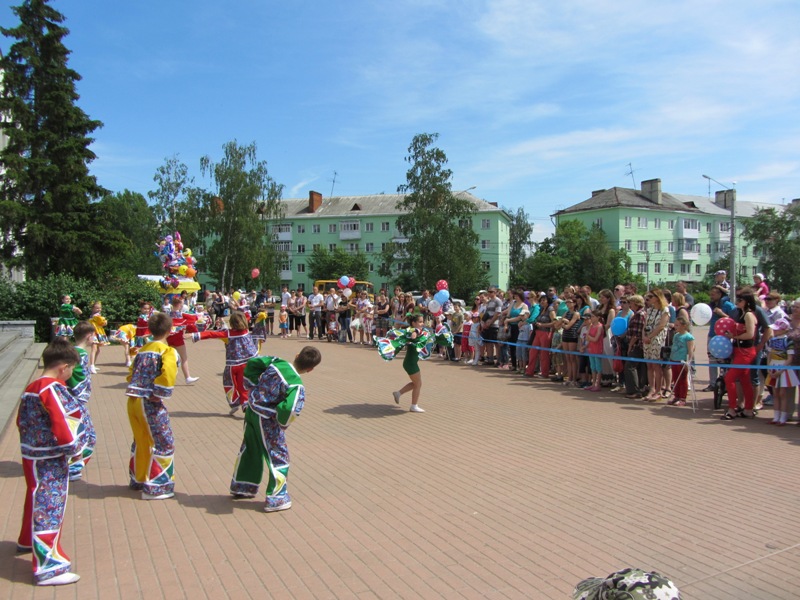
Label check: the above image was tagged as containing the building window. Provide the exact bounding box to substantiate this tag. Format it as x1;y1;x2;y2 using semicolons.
347;243;359;253
668;242;674;252
365;242;374;252
705;223;711;233
695;264;701;275
297;264;305;273
593;218;603;228
340;221;359;232
328;224;337;233
680;264;689;274
653;218;661;229
272;223;291;234
668;220;675;230
654;241;661;252
297;225;305;234
328;243;337;251
381;242;388;251
638;217;648;229
369;263;374;272
279;262;290;272
719;222;731;232
313;244;320;251
624;240;632;252
637;262;647;273
752;266;758;276
624;216;632;229
668;264;674;275
654;263;661;274
274;241;291;252
365;222;374;232
637;240;648;252
683;219;699;230
481;219;491;229
481;240;490;249
297;244;305;254
481;261;490;271
381;222;390;232
706;244;711;254
312;224;320;234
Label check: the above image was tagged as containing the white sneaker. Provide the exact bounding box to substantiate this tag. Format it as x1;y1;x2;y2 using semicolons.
392;391;401;404
409;405;425;413
37;572;80;586
185;376;199;384
89;365;98;374
263;500;292;512
142;491;174;500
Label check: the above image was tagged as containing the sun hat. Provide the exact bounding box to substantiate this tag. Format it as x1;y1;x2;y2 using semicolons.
714;270;726;276
771;317;791;331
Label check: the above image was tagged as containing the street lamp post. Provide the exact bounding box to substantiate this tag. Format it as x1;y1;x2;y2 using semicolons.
702;174;737;293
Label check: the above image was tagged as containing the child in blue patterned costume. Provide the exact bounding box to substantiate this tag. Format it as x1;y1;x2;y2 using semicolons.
230;346;322;512
126;312;178;500
16;337;84;586
66;322;97;481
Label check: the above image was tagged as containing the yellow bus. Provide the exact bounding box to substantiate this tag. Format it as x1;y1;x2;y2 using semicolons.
313;279;375;301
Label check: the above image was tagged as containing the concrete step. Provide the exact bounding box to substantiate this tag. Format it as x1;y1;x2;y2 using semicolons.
0;340;44;436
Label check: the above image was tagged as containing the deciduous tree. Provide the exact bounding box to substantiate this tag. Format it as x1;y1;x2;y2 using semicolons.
742;203;800;293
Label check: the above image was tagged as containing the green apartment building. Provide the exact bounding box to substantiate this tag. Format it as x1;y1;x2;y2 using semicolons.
553;178;780;286
261;190;511;292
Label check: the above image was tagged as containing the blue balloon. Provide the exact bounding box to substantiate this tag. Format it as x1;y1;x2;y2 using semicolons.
709;335;733;359
610;316;628;336
434;289;450;304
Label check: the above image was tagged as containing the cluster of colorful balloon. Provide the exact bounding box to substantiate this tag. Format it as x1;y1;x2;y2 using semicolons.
155;231;198;290
336;275;357;298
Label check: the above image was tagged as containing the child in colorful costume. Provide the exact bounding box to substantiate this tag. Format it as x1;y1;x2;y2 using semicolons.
110;323;137;366
16;337;84;586
134;300;155;350
126;312;178;500
55;295;82;337
66;322;97;481
251;304;268;352
88;301;109;373
230;346;322;512
166;295;199;384
192;311;258;415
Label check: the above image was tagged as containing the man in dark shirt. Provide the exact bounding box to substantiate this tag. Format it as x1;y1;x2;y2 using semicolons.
623;295;648;398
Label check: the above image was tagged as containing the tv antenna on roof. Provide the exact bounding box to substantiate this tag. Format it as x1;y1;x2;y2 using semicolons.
625;163;637;188
329;171;338;198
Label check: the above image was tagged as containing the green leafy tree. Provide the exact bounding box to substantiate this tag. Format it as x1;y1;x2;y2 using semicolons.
507;206;534;286
520;220;632;290
741;204;800;293
307;247;369;282
0;0;112;278
200;140;284;290
96;190;162;275
385;133;487;298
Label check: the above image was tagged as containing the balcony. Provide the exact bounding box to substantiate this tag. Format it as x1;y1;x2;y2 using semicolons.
274;230;292;242
679;223;699;238
279;269;293;281
339;229;361;241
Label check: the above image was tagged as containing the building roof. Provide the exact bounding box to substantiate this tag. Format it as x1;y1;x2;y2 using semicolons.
556;185;784;218
278;192;507;219
555;186;700;216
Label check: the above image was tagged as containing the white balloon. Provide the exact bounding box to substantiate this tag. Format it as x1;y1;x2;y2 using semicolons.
342;288;353;298
690;302;712;326
428;300;441;314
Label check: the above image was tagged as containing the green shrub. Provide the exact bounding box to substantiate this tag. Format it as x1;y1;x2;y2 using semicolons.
1;274;161;341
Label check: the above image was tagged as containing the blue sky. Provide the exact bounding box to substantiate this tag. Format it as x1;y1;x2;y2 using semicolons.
2;0;799;241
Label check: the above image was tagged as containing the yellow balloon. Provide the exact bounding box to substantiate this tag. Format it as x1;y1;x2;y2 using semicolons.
178;265;188;276
183;249;192;258
233;291;241;301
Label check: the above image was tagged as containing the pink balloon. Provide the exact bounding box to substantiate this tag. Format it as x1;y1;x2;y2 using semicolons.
436;279;448;291
714;317;737;336
251;268;260;279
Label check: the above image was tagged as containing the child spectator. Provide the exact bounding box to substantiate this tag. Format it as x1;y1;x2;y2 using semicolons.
279;305;289;338
66;321;97;481
550;318;565;382
251;304;268;352
766;317;797;425
56;294;82;337
585;311;605;391
230;346;322;512
326;311;340;342
126;312;178;500
666;316;695;406
192;311;259;415
466;312;483;365
16;337;84;585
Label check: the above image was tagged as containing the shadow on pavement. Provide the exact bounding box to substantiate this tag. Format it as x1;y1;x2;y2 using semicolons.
324;403;407;419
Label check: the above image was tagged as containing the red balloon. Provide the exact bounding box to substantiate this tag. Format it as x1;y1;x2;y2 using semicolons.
436;279;448;291
347;277;356;288
337;281;345;289
714;317;737;336
251;268;260;279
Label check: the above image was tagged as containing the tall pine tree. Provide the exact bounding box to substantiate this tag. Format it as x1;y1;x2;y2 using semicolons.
0;0;108;278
